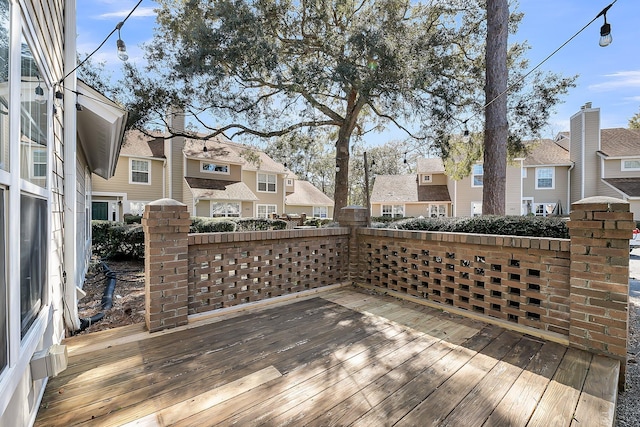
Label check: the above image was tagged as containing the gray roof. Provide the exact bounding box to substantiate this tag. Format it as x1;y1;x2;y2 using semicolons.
600;128;640;157
371;175;451;203
119;130;165;159
285;180;334;206
524;139;571;166
416;158;445;174
603;178;640;197
184;138;287;174
185;177;259;201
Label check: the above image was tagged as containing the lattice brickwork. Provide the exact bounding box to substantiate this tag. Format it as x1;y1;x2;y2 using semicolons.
358;229;571;336
188;229;349;313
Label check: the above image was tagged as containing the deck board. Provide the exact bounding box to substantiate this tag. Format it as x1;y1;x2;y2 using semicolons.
34;288;619;427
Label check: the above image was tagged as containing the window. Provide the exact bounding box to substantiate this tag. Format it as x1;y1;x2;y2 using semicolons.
257;173;276;192
382;204;404;218
201;162;229;174
535;167;554;189
422;174;432;183
622;159;640;171
535;203;556;217
522;198;533;215
471;202;482;217
32;149;46;178
313;206;328;218
128;201;147;216
212;202;240;217
429;204;447;217
286;178;293;186
0;189;6;373
0;1;7;173
522;168;528;178
130;159;150;184
20;195;47;336
472;164;483;187
257;204;277;218
20;35;49;188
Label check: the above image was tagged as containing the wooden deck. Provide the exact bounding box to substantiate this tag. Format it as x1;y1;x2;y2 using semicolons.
35;288;619;426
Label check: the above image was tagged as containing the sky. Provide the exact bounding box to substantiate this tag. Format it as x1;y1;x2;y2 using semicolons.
76;0;640;142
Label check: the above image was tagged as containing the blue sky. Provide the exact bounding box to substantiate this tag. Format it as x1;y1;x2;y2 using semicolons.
77;0;640;140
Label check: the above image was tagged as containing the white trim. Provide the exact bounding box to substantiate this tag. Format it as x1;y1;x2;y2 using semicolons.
601;178;628;198
312;206;328;218
256;204;277;218
535;167;555;190
211;201;241;217
381;204;405;218
421;174;432;184
129;158;151;185
471;201;482;217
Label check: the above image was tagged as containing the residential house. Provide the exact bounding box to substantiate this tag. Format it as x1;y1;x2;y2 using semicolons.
372;104;640;220
371;157;522;218
0;1;127;425
92;116;334;220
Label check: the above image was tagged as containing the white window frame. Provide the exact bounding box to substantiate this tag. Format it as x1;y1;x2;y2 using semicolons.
428;204;447;218
31;148;47;178
471;201;482;217
129;158;151;185
256;204;277;218
535;167;555;190
522;168;528;179
471;164;483;187
211;201;241;217
382;204;404;218
286;178;293;186
534;202;556;217
313;206;328;218
621;159;640;171
522;197;534;215
421;174;432;184
257;173;277;193
200;161;229;174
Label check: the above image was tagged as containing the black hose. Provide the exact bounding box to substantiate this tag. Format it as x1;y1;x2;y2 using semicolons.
78;262;117;331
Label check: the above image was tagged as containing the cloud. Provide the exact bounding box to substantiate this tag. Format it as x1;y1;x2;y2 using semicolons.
97;7;155;20
588;71;640;91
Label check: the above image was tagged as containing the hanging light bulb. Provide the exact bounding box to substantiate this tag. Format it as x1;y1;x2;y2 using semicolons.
462;120;471;143
34;83;46;104
203;142;208;153
116;22;129;61
403;152;407;164
597;4;613;47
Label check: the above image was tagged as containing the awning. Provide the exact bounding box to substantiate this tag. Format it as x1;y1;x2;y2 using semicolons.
76;80;128;179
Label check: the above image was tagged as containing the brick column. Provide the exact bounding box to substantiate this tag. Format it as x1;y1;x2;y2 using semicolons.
568;196;633;386
142;199;191;332
339;206;368;282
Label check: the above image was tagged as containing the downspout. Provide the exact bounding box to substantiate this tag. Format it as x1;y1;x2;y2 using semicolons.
581;113;586;199
162;158;167;199
453;180;457;217
567;163;574;213
63;0;80;331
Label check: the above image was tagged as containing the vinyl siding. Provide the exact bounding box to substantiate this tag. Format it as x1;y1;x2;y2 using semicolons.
453;175;483;217
93;156;165;202
505;164;522;216
523;166;570;210
570;113;584;203
186;157;242;181
583;110;601;198
182;178;194;216
603;157;640;178
418;173;448;185
244;170;285;212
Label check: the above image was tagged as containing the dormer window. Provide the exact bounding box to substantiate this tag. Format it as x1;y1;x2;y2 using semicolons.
286;178;293;186
421;174;432;183
201;162;229;174
622;159;640;171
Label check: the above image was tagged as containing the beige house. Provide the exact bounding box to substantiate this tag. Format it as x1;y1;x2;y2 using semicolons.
0;0;127;424
372;104;640;219
93;116;333;220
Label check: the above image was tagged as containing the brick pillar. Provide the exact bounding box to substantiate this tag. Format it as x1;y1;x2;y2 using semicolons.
339;206;368;282
142;198;191;332
568;196;633;387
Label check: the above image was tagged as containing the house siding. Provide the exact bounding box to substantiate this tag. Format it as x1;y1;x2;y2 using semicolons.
570;112;584;203
454;175;483;217
185;157;242;182
570;107;600;203
603;157;640;178
93;156;165;203
505;164;522;215
523;165;570;212
243;170;284;211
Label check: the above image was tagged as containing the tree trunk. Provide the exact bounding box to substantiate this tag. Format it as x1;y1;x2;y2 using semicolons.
334;130;350;222
483;0;509;215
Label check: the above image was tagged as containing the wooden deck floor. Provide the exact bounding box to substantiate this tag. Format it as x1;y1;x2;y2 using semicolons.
35;288;619;426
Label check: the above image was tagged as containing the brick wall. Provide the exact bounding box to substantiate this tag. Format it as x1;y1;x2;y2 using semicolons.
357;228;572;340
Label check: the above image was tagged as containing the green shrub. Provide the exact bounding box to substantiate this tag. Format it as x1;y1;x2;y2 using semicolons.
390;215;569;239
91;221;145;260
235;217;287;231
304;218;334;228
123;214;142;224
370;216;413;224
190;217;237;233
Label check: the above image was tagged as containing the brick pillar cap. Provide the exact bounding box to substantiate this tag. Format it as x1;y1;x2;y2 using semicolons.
148;198;186;207
572;196;627;206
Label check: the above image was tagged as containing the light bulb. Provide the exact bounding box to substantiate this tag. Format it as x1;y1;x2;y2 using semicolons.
599;22;612;47
117;39;129;61
34;84;46;104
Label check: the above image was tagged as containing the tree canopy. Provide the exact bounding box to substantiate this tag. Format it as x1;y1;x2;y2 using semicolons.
122;0;575;219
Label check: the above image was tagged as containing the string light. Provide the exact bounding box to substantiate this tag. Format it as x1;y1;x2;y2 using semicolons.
116;22;129;61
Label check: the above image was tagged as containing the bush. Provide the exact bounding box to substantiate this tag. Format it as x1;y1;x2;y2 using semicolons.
123;214;142;224
235;217;287;231
389;215;569;239
190;217;237;233
304;218;334;228
91;221;145;260
370;216;413;224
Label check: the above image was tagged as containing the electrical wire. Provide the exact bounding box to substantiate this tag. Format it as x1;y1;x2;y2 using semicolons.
58;0;144;86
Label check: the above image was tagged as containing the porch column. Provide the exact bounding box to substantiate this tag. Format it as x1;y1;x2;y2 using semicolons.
568;196;633;387
339;206;368;282
142;199;191;332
